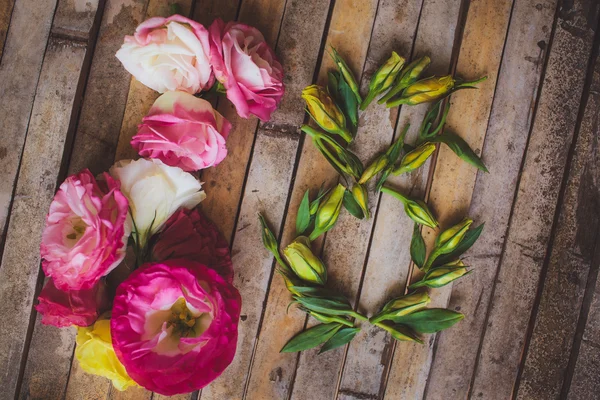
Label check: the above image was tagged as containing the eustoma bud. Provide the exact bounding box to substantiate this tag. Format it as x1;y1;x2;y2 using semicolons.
302;85;352;142
361;51;405;110
370;292;431;324
351;184;370;219
409;260;470;289
283;236;327;285
393;142;436;175
379;56;431;104
381;186;438;228
423;218;473;271
330;47;362;103
310;184;345;240
387;75;487;107
359;154;388;184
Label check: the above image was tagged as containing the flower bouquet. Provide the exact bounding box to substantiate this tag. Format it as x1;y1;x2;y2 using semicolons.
36;14;284;395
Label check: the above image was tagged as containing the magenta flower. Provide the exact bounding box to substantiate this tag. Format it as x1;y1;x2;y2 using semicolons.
40;170;129;290
111;260;241;395
152;208;234;283
131;91;231;172
35;279;109;328
116;15;213;94
209;19;285;121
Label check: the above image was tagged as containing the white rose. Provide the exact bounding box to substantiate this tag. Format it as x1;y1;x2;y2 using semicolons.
116;15;214;94
109;158;206;247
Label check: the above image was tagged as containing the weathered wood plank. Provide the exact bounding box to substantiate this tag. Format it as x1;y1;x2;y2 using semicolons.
0;0;57;254
470;0;600;398
0;0;15;59
424;1;558;399
336;1;463;398
0;37;87;398
52;0;101;40
516;6;600;399
382;0;514;398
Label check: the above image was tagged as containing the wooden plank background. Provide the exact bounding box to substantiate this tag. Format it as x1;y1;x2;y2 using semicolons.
0;0;599;399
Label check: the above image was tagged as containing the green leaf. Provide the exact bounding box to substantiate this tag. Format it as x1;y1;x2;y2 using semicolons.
296;190;312;235
295;296;355;316
310;185;330;215
375;166;393;193
319;327;361;354
337;76;359;130
432;132;488;172
391;309;464;333
281;323;343;353
432;223;484;267
290;286;350;304
343;189;364;219
410;224;426;269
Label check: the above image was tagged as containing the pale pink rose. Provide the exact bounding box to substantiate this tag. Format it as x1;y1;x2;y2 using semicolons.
116;15;213;94
131;91;231;172
152;208;234;283
35;279;108;328
209;19;284;121
111;260;241;395
41;170;129;290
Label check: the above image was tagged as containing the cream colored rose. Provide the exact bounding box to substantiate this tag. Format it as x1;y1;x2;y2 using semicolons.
116;15;213;94
109;158;206;247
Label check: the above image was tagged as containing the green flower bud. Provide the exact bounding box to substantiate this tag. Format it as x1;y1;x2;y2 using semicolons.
359;154;389;184
380;187;438;228
302;85;352;142
330;46;362;103
301;125;363;179
283;236;327;285
387;75;487;107
371;292;431;324
393;142;436;175
435;218;473;254
379;56;431;104
310;184;346;240
409;263;470;289
361;51;405;110
351;184;370;219
308;311;354;327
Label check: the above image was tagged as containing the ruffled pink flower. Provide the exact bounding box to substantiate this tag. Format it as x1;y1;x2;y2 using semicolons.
111;260;241;395
116;15;213;94
152;208;233;283
41;170;129;290
209;19;284;121
131;91;231;172
35;279;108;328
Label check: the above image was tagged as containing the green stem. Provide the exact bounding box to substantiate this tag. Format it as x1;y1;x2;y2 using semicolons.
360;91;377;111
379;83;407;104
455;76;488;88
350;311;368;322
386;97;409;108
380;186;408;205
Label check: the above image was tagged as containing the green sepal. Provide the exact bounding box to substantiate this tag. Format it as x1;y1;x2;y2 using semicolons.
343;189;365;219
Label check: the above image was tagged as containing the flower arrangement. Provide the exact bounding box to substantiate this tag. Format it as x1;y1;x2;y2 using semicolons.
36;13;283;395
259;49;487;352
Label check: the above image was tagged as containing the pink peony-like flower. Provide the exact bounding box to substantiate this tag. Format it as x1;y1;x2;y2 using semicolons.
152;208;233;283
116;15;213;94
209;19;284;121
35;278;109;328
41;170;129;290
131;91;231;172
111;260;241;395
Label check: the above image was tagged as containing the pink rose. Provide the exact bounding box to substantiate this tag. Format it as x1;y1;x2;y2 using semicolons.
209;19;285;121
131;91;231;171
41;170;129;290
35;279;108;328
152;208;233;283
116;15;213;94
111;260;241;395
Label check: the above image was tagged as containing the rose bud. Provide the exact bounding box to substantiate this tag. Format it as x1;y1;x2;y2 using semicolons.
387;75;487;107
209;19;284;121
369;292;431;324
131;91;231;172
381;186;438;228
301;125;363;179
351;184;370;219
310;184;346;240
75;316;138;391
409;261;470;289
393;142;436;175
379;56;431;104
283;236;327;285
361;51;405;110
330;46;362;103
302;85;352;142
116;15;213;94
359;154;389;184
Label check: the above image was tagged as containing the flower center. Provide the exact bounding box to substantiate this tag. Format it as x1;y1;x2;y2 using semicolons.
166;298;209;338
66;217;87;243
